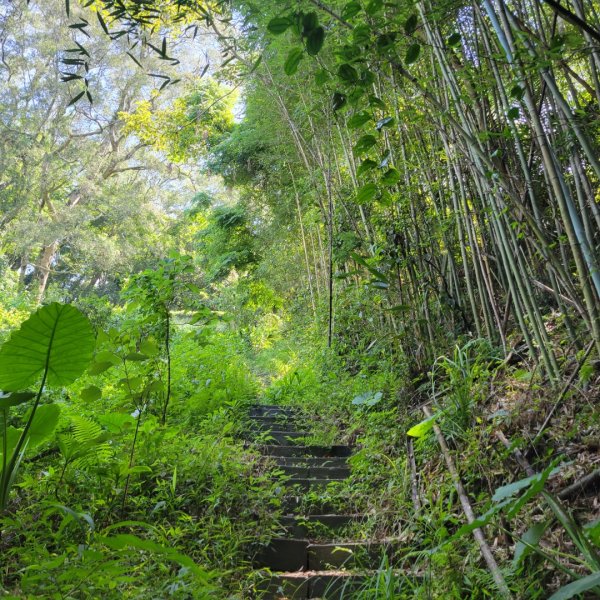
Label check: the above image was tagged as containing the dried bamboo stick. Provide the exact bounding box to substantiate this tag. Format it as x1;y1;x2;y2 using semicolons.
423;406;511;598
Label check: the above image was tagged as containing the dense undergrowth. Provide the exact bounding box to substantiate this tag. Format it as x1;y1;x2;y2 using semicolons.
1;0;600;597
1;279;598;599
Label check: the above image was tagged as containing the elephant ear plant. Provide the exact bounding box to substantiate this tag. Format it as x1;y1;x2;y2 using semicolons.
0;302;95;511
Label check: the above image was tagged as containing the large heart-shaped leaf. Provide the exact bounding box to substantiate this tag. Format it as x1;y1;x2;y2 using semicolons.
26;403;61;448
0;303;95;391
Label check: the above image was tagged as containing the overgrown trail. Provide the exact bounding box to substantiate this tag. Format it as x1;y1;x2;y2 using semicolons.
245;404;407;599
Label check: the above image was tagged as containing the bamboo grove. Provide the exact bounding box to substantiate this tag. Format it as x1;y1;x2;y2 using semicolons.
53;0;600;374
207;0;600;379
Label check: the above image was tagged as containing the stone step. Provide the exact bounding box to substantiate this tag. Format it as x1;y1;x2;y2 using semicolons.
275;456;349;468
261;445;353;459
281;496;337;514
282;478;347;492
308;541;400;570
265;431;311;445
276;465;351;479
247;418;298;432
279;514;364;539
249;405;297;418
253;538;308;571
257;570;370;599
254;539;402;574
276;465;309;477
309;466;351;479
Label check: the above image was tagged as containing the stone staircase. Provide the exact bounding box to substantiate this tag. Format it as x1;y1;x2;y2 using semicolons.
246;404;400;599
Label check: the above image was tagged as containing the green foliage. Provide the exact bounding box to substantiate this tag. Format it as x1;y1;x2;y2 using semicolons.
0;303;94;390
0;303;95;511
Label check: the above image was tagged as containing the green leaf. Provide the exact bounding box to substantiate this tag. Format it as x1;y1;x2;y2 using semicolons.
27;404;60;448
366;0;383;15
0;425;20;458
121;465;153;477
352;391;383;406
67;91;86;107
0;303;95;391
139;340;159;356
385;304;411;313
348;111;371;129
88;361;114;375
512;522;548;569
493;473;540;502
371;280;389;289
381;168;401;186
355;183;378;204
353;24;371;46
507;107;520;120
306;26;325;55
350;252;389;282
548;572;600;600
407;413;437;438
447;32;461;47
98;534;209;580
405;43;421;65
404;15;418;35
302;12;318;34
81;386;102;402
284;48;304;76
124;353;149;362
376;33;396;53
342;1;362;19
510;85;525;100
267;17;292;35
353;134;377;155
368;95;386;109
0;392;36;410
357;159;377;176
338;64;359;84
95;350;120;365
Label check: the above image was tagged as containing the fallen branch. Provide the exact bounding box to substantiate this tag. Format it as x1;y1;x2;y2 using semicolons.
495;430;534;477
558;468;600;500
423;407;511;598
496;429;600;501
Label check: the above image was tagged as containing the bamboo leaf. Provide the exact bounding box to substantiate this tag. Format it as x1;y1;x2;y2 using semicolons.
512;522;549;569
547;572;600;600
